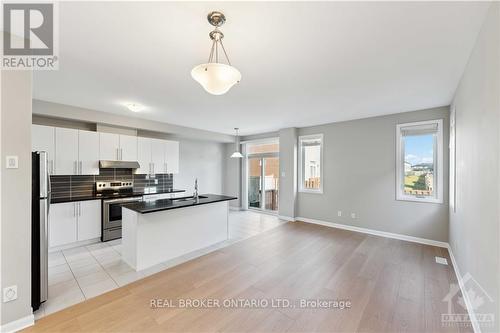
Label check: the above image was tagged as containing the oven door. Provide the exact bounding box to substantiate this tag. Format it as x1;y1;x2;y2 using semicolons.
103;197;142;230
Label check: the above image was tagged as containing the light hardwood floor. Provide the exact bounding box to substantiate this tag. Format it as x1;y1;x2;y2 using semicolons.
25;221;470;333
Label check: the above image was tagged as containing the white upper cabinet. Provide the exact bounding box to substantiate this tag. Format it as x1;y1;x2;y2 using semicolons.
78;130;99;175
151;139;166;174
119;135;137;161
136;137;179;175
99;132;137;161
137;137;152;174
99;132;120;161
32;125;179;175
165;140;179;174
55;128;79;175
32;125;55;174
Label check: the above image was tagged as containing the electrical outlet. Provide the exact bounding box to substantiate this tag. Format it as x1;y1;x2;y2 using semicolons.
3;285;17;303
350;213;356;219
337;211;342;217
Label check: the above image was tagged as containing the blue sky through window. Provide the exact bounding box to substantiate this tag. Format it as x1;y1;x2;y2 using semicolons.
404;134;433;166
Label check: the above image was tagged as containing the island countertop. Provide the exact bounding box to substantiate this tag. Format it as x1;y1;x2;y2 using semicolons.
121;194;237;214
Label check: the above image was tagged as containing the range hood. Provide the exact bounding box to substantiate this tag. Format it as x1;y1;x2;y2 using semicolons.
99;160;140;169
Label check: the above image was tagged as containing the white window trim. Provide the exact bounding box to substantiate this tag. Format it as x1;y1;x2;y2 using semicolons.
396;119;443;204
298;134;324;194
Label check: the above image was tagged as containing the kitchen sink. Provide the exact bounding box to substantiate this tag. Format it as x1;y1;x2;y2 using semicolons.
172;195;208;202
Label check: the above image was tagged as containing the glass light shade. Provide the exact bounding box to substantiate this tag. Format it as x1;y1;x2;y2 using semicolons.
191;63;241;95
231;151;244;158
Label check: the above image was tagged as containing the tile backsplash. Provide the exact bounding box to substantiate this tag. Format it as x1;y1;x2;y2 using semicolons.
50;169;173;200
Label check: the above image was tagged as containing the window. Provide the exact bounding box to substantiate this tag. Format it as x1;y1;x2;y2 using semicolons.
299;134;323;193
396;120;443;203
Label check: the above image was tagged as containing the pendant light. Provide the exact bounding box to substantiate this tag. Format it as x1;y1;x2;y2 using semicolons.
191;11;241;95
231;128;244;158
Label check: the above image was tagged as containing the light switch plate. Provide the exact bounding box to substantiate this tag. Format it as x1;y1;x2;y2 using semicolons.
350;213;356;219
435;256;448;265
337;211;342;217
3;285;17;302
5;156;18;169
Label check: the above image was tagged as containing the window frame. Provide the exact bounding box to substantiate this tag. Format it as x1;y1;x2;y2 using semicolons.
298;134;324;194
396;119;443;204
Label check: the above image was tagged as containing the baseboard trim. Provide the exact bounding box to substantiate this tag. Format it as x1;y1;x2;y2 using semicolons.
278;215;295;222
49;237;101;253
295;217;448;248
0;314;34;333
447;245;481;333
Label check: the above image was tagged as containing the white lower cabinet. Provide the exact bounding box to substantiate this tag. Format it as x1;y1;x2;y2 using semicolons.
49;202;77;248
77;200;102;241
49;200;101;249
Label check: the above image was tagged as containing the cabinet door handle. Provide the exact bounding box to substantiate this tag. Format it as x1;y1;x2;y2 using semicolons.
73;203;76;217
73;161;77;174
120;148;123;161
78;202;81;216
79;161;82;175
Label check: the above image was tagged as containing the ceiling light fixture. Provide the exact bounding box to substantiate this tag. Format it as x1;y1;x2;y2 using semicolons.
231;128;244;158
125;103;144;112
191;11;241;95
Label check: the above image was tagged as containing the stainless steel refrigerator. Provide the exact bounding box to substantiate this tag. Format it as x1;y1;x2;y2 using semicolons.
32;151;50;310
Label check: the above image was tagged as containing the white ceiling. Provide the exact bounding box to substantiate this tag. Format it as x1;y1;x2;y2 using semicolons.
34;1;489;135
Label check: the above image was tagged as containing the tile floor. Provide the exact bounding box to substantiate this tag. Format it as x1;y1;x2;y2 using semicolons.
35;210;285;320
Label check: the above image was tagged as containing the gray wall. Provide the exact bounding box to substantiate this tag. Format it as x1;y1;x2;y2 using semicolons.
296;106;450;242
222;143;242;208
450;3;499;331
174;139;224;196
1;70;33;325
278;128;298;219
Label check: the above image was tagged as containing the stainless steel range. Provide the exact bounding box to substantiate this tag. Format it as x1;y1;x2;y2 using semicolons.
97;181;142;241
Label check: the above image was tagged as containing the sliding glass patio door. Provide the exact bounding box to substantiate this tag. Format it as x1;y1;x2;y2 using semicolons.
247;156;279;213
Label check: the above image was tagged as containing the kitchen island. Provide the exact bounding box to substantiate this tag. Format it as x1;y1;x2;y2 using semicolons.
121;194;237;271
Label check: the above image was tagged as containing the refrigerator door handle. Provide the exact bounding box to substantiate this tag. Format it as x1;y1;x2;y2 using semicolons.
39;199;49;302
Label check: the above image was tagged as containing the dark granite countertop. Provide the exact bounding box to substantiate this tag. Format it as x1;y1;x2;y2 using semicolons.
121;194;237;214
50;189;186;204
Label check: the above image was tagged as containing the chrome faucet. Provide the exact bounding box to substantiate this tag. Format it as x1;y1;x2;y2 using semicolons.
193;178;199;199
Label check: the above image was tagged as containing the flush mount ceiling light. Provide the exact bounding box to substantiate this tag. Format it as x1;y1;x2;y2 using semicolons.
191;11;241;95
125;103;145;112
231;127;244;158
